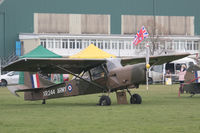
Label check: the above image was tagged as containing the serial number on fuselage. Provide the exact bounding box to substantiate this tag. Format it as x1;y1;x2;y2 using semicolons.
43;87;66;97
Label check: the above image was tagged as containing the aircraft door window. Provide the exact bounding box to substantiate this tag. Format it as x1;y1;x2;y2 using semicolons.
82;71;91;81
90;66;105;80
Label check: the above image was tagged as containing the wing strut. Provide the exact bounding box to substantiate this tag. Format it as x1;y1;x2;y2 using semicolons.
56;65;105;91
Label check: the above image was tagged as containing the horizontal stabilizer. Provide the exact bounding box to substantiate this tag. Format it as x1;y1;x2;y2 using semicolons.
7;86;20;97
7;85;43;97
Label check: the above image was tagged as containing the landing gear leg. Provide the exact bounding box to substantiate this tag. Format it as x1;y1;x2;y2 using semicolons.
42;99;46;104
126;88;132;96
126;88;142;104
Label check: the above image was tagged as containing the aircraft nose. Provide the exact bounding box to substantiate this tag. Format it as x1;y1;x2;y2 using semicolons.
131;63;146;84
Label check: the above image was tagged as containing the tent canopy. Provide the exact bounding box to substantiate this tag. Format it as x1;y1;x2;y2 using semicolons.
19;45;62;84
70;44;116;59
21;45;62;58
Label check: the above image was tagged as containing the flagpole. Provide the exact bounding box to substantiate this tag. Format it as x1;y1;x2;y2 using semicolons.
132;26;150;91
146;43;150;91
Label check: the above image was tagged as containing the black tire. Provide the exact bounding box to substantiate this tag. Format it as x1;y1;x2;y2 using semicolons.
148;77;153;84
130;94;142;104
1;79;7;87
99;95;111;106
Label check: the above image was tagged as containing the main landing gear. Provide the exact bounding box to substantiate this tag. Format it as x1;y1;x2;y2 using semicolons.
127;89;142;104
98;89;142;106
99;95;111;106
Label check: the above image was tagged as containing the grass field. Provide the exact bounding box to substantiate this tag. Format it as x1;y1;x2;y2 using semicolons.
0;84;200;133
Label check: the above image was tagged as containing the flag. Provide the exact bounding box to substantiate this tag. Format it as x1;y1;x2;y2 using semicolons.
133;26;149;46
30;73;40;88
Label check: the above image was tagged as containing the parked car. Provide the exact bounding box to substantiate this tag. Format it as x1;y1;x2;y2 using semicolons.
0;71;19;86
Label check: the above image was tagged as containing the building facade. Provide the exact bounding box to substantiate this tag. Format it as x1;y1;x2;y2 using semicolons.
0;0;200;57
19;33;199;57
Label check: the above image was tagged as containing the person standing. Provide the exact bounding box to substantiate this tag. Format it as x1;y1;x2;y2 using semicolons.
178;64;187;93
165;70;172;85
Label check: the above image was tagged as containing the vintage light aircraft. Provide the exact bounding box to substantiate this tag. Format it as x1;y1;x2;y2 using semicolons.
3;53;190;105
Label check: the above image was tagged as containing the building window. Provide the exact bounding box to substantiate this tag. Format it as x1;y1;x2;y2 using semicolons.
107;40;110;49
125;42;128;49
76;39;82;49
97;40;103;49
104;40;110;49
179;41;185;50
187;41;192;50
111;41;115;49
166;41;172;50
62;39;68;49
115;42;118;49
194;41;199;50
83;41;87;48
119;40;124;49
69;39;75;49
91;40;96;46
173;41;179;50
129;41;132;49
40;39;46;48
55;39;61;49
48;39;54;48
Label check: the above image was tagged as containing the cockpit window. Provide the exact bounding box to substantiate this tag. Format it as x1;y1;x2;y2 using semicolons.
82;71;91;81
106;58;122;71
90;65;105;80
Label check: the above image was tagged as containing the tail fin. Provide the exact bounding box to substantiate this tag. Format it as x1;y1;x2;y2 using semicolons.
7;72;56;99
24;72;55;88
22;72;56;100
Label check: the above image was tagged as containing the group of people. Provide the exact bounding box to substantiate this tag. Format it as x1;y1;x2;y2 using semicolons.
165;64;187;93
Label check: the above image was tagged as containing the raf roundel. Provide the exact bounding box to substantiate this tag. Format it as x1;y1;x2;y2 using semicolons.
67;84;73;93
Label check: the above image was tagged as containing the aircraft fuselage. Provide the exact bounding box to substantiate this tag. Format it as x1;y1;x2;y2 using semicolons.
24;63;146;101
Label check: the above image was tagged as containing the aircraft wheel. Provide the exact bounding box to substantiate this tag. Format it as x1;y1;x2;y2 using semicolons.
130;94;142;104
99;95;111;106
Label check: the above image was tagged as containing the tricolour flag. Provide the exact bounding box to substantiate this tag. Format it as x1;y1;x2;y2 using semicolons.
30;73;40;88
133;26;149;46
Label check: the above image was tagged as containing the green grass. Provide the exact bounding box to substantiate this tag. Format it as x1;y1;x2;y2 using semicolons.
0;85;200;133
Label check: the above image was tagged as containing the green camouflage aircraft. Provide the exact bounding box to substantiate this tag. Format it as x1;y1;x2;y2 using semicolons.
3;53;189;105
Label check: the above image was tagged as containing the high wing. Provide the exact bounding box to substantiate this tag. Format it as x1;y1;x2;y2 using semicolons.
3;53;190;74
3;58;106;74
121;53;190;66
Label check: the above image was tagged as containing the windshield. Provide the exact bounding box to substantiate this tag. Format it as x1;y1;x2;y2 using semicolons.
106;58;122;71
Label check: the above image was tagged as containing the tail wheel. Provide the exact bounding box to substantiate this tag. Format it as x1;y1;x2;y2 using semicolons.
1;79;7;87
130;94;142;104
99;95;111;106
